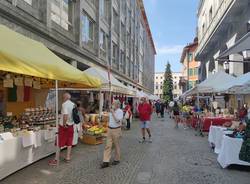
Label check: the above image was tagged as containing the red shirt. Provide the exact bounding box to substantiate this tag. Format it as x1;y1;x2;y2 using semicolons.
138;103;152;121
124;105;132;117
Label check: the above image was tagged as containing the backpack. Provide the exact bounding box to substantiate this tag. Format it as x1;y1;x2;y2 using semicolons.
72;106;80;124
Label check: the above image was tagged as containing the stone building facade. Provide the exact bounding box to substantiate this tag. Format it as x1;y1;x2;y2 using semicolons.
0;0;156;93
180;38;200;92
154;72;182;99
196;0;250;81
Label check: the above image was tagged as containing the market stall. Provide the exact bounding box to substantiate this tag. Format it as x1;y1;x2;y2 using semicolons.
217;135;250;168
0;25;100;180
208;126;234;154
202;117;233;132
83;67;136;96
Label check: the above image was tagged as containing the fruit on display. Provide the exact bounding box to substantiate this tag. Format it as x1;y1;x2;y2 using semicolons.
86;125;104;135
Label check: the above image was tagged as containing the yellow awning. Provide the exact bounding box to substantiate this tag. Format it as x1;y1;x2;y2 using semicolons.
0;25;100;88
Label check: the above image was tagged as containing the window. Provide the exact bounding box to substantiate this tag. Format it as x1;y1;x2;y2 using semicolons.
121;51;125;73
51;0;71;30
112;9;119;34
209;7;213;23
100;0;108;20
188;52;193;62
156;77;158;79
99;30;107;58
156;86;158;90
188;68;193;76
81;13;94;48
112;42;118;69
174;85;177;90
121;23;126;42
121;0;126;15
188;81;193;89
202;23;205;34
127;32;130;47
140;23;144;39
160;86;163;89
194;68;198;76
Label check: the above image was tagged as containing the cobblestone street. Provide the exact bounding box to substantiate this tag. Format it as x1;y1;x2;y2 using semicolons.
2;115;250;184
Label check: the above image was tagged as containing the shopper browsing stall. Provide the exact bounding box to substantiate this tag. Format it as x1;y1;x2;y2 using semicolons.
49;93;75;165
101;100;123;169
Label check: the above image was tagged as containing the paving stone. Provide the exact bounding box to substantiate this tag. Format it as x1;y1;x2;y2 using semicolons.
1;114;250;184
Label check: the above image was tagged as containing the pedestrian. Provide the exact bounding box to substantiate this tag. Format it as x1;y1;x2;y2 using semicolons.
138;97;153;143
76;101;85;139
49;93;75;165
160;101;165;118
124;102;132;130
172;101;180;128
155;100;161;117
181;103;190;129
100;100;123;169
239;104;248;122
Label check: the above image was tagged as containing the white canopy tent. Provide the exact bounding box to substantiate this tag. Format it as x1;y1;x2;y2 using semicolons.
196;71;236;93
136;90;149;98
225;72;250;94
83;67;136;96
149;94;160;101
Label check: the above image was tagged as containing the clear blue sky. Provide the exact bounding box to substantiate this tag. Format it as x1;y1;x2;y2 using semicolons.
144;0;199;73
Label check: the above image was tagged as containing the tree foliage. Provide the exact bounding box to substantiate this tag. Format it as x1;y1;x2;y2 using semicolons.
163;62;173;102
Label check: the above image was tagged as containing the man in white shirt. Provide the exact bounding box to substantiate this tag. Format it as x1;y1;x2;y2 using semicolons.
101;100;123;168
49;93;75;165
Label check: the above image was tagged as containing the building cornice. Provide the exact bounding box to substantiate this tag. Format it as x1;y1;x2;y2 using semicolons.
197;0;205;17
180;41;198;63
137;0;156;55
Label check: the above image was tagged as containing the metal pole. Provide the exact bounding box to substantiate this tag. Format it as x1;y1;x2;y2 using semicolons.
197;92;200;110
99;90;102;122
55;80;60;166
186;52;190;91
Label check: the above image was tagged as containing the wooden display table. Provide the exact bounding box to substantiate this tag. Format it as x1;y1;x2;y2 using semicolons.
81;134;103;145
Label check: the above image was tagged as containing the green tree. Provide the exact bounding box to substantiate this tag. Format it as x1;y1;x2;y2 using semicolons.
163;62;173;102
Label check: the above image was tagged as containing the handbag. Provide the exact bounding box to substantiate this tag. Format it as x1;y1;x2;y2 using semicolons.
124;111;130;119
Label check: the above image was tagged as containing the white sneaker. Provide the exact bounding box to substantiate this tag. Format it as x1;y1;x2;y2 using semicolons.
148;137;152;143
139;138;146;143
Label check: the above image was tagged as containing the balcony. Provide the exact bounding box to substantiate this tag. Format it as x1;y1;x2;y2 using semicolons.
196;0;235;57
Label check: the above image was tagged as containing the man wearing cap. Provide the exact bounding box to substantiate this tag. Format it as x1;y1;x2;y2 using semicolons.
138;97;153;143
101;100;123;168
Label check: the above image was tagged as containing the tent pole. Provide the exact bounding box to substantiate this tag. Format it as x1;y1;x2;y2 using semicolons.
197;92;200;110
99;90;102;123
55;80;60;166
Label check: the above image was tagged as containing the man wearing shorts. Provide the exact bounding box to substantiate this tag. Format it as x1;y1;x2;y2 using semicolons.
138;97;153;143
49;93;75;165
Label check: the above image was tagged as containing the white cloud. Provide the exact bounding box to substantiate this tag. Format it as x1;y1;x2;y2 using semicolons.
156;45;184;55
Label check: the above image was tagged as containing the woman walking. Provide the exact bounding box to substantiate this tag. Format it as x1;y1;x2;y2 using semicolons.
124;102;132;130
173;101;180;128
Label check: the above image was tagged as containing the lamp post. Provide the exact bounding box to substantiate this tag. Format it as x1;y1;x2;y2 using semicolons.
224;61;229;74
242;50;250;60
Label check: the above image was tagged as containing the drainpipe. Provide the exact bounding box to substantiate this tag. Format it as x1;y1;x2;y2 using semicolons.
186;51;190;91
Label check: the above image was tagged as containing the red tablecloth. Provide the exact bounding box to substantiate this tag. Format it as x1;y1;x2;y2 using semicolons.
202;117;232;132
191;116;198;128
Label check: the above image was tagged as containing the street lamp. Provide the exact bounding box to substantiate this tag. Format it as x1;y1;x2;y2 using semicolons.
224;61;229;74
242;50;250;60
